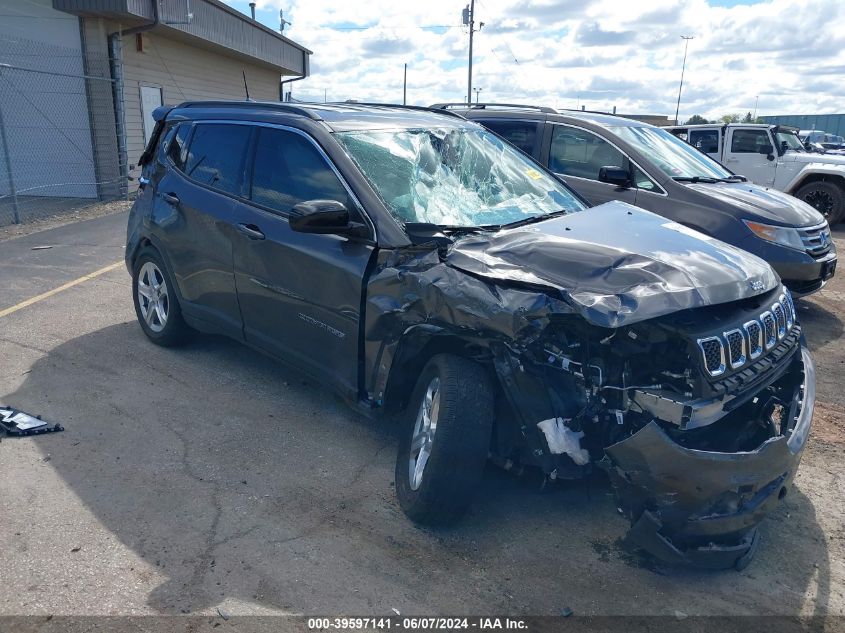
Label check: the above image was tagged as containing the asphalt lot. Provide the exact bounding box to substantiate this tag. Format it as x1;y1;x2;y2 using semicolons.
0;210;843;617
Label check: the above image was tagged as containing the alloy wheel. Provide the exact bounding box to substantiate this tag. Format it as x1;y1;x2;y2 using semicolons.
408;376;440;491
137;262;169;333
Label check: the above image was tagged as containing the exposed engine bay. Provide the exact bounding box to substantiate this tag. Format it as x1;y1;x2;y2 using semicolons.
490;285;811;569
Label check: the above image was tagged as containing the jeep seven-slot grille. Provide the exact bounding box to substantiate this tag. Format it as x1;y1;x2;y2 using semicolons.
697;290;796;377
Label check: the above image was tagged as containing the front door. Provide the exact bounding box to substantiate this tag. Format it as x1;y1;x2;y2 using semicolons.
544;124;638;206
231;126;375;398
723;128;778;187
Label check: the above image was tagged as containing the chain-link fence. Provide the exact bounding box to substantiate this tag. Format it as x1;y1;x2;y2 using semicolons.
0;33;129;227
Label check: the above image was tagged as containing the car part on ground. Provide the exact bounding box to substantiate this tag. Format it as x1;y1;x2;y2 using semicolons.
0;406;64;436
127;101;817;570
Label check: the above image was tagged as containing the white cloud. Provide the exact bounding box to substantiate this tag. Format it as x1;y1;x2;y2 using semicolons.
229;0;845;121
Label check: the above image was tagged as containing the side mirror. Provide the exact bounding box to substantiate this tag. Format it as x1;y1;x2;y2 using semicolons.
598;166;631;188
758;143;774;155
781;140;789;153
290;200;369;238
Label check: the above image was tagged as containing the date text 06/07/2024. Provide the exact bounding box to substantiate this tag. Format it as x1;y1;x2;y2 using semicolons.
306;617;529;630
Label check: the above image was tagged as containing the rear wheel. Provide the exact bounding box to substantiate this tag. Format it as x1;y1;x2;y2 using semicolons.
395;354;495;525
795;181;844;225
132;247;190;346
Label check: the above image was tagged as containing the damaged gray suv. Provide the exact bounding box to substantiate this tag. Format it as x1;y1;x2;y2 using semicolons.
127;101;816;570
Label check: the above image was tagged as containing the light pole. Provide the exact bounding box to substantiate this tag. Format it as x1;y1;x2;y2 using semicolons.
674;35;694;125
474;87;482;104
403;63;407;105
463;1;483;105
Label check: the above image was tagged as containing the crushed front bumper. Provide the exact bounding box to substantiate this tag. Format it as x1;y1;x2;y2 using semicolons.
603;345;815;570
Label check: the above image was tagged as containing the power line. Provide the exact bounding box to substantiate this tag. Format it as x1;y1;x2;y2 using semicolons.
323;24;461;31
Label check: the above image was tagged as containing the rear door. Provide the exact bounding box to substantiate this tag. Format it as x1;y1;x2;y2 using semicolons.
151;121;250;334
231;126;375;397
544;124;638;206
723;128;778;187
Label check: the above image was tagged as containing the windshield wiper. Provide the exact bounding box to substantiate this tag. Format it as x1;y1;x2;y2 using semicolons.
672;176;720;183
674;175;748;184
494;209;570;230
404;222;489;236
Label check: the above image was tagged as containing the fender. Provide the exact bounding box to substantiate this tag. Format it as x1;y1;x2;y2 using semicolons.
372;324;484;413
784;163;845;193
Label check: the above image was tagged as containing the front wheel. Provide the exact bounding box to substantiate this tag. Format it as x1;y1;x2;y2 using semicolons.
795;181;844;225
395;354;495;525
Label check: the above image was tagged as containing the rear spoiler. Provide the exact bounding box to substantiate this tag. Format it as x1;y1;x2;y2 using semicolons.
138;105;175;167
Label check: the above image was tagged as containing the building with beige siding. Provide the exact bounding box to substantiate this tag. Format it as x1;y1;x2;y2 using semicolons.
0;0;310;224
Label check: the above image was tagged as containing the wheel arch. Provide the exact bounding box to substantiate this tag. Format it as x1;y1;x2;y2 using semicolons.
788;170;845;195
380;327;495;415
129;235;187;304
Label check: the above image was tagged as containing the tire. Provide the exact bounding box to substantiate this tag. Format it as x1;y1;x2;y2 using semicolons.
395;354;495;525
795;181;845;225
132;246;190;347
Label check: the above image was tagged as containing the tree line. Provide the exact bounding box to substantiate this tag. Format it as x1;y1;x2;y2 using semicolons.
684;112;765;125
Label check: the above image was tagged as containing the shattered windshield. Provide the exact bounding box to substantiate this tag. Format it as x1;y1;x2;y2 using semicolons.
335;127;585;227
611;125;735;180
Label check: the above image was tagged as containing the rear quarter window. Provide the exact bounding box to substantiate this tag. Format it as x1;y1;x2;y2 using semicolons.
165;123;192;170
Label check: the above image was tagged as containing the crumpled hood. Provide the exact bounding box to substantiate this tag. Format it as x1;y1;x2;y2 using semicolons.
683;182;824;226
446;202;780;328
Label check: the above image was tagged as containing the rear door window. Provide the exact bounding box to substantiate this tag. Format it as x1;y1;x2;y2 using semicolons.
184;123;252;196
549;125;626;180
478;120;541;156
248;127;353;215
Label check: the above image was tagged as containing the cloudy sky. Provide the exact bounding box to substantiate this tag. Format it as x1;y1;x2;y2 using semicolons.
222;0;845;121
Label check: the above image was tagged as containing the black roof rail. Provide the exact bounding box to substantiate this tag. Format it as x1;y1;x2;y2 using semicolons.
333;101;467;120
430;102;558;114
176;100;323;121
555;107;618;117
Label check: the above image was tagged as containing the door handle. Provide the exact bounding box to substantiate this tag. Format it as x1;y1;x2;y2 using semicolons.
236;223;265;240
160;192;179;205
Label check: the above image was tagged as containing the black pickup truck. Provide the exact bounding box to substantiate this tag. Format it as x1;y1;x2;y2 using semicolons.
127;101;816;570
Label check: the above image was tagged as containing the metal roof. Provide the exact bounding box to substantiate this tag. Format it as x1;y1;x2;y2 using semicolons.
53;0;310;75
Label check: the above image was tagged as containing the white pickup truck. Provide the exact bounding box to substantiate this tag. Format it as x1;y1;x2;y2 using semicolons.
665;123;845;225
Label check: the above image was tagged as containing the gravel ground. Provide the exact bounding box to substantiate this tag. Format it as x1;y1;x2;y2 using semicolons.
0;200;132;243
0;213;842;621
